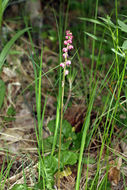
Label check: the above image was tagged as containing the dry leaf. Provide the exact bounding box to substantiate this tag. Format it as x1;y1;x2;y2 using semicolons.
108;158;122;186
55;167;72;179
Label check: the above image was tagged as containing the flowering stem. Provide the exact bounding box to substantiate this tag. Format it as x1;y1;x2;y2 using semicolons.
57;64;66;188
57;30;73;189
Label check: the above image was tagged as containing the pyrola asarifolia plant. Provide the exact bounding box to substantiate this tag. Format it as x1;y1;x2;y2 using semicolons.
58;30;74;188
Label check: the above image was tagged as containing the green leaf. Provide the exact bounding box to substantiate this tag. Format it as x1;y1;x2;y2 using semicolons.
71;132;82;150
34;181;44;190
84;32;107;43
47;119;73;138
122;40;127;50
11;184;32;190
0;80;5;109
43;136;54;150
0;27;30;70
4;106;16;121
45;151;78;174
47;119;56;133
62;120;73;138
61;140;72;150
111;48;125;57
44;155;58;174
7;106;16;116
44;155;58;189
79;17;106;28
61;151;78;166
118;19;127;33
0;0;9;29
2;0;9;14
99;16;115;27
48;29;57;42
82;157;96;164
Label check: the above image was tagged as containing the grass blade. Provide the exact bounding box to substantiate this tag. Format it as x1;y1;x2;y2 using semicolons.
0;27;30;70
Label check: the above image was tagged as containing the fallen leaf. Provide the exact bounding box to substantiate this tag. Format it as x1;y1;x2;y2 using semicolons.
108;158;122;186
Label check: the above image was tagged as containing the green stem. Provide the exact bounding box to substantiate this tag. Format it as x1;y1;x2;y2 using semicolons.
57;63;66;189
51;13;62;156
90;0;98;98
115;0;119;78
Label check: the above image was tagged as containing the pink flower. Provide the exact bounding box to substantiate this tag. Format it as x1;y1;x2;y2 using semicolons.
65;70;69;76
63;53;68;59
66;60;71;65
60;62;65;68
67;39;72;44
67;32;72;36
68;45;74;50
64;40;68;45
66;30;70;34
62;48;68;52
60;30;73;72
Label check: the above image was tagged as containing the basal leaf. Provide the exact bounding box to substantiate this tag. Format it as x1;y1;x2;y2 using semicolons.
44;155;58;174
47;119;56;133
43;136;54;150
47;119;73;138
60;151;78;166
61;140;72;150
62;120;73;138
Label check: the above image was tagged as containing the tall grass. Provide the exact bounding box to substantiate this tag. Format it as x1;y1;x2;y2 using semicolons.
79;0;127;188
76;83;97;190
